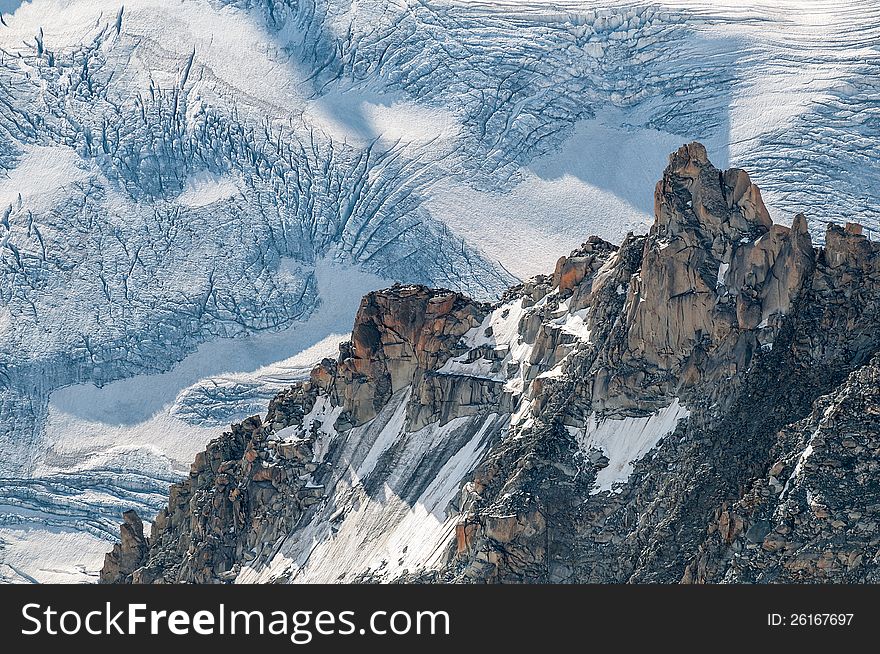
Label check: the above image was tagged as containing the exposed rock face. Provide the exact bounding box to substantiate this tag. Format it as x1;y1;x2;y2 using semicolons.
602;143;815;412
437;146;879;585
103;143;880;584
313;286;488;429
101;414;324;584
102;286;492;583
685;355;880;583
99;510;148;584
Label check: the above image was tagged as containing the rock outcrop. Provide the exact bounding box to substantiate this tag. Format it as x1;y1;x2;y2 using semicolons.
99;510;148;584
102;143;880;584
685;354;880;583
102;286;494;583
115;414;325;584
598;142;815;412
326;286;489;428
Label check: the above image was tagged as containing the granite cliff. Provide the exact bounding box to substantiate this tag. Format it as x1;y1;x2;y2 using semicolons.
102;144;880;584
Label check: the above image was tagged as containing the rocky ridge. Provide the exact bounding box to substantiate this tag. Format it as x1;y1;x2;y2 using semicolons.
102;143;880;584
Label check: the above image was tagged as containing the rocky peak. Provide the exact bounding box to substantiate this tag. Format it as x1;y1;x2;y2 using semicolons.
654;142;771;245
102;143;880;586
605;144;815;410
551;236;620;297
100;410;331;583
824;221;878;270
99;509;148;584
312;285;488;428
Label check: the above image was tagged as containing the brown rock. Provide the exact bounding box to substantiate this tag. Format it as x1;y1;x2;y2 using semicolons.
99;510;148;584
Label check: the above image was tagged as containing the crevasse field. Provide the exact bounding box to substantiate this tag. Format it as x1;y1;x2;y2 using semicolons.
0;0;878;582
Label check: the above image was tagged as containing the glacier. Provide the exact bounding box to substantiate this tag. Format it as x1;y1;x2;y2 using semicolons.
0;0;878;582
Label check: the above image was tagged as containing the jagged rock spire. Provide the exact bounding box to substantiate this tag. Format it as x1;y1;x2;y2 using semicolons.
101;143;880;586
607;143;815;410
654;142;772;244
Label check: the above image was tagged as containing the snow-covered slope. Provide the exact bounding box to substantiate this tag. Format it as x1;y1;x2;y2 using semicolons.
237;392;507;583
1;0;879;582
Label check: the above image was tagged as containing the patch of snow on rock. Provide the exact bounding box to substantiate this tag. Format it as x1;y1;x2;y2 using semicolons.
573;399;690;494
